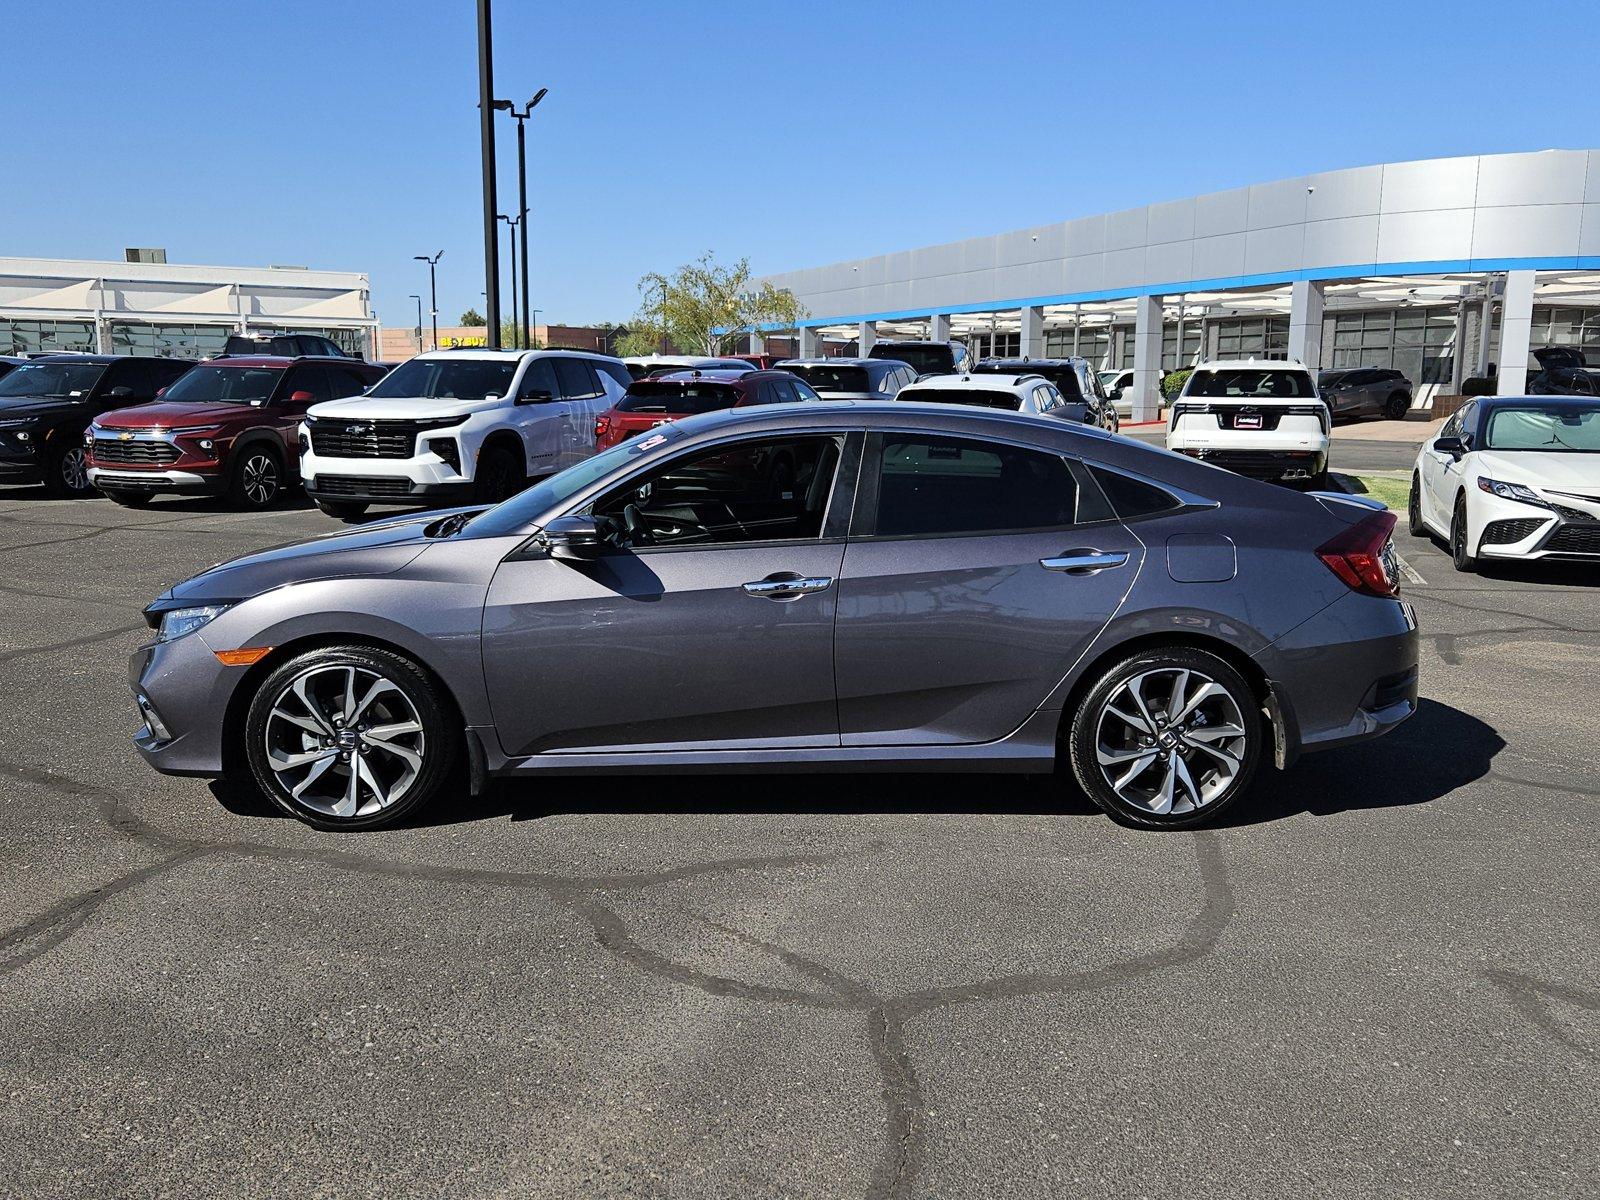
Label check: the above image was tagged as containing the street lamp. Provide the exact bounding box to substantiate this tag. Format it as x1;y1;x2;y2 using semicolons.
492;87;547;351
413;251;442;352
529;308;541;348
408;293;423;357
497;214;521;348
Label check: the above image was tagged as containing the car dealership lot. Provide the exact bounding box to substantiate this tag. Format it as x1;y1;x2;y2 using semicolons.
0;487;1596;1198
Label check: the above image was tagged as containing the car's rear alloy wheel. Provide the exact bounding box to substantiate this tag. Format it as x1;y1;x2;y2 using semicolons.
1408;473;1425;536
230;448;281;509
1450;496;1477;573
1069;648;1261;829
1384;392;1411;421
244;646;457;830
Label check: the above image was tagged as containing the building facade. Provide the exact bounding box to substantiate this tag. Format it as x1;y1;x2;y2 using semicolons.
0;256;376;360
754;150;1600;417
375;323;625;362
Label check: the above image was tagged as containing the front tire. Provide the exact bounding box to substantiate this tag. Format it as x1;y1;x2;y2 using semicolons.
44;442;93;498
474;443;526;503
1408;473;1425;536
1450;496;1477;573
243;645;459;831
227;446;283;510
1068;647;1262;830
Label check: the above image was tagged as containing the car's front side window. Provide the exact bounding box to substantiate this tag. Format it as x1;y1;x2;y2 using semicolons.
590;435;844;550
865;434;1079;538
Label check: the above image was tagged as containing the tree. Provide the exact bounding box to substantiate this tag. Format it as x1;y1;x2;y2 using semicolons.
621;253;805;357
459;308;486;327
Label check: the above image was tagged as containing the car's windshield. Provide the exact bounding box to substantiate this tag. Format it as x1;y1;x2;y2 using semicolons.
0;362;105;399
1482;403;1600;453
617;381;741;415
904;388;1021;411
872;345;949;376
464;424;688;537
367;358;517;401
1184;368;1316;399
784;365;871;393
161;366;282;404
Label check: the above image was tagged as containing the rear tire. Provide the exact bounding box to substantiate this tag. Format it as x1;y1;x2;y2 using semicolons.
1068;647;1262;830
43;442;93;498
473;443;525;503
315;500;368;520
243;644;459;831
105;489;154;509
1450;496;1477;573
1384;391;1411;421
1408;473;1425;536
227;445;282;510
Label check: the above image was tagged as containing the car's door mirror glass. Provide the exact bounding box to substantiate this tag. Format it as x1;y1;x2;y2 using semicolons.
106;386;134;399
542;513;605;561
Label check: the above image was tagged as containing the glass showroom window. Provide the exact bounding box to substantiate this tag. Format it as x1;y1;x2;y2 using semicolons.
0;319;96;356
1162;322;1204;370
1214;316;1289;361
111;322;232;359
1046;327;1112;366
1331;308;1455;384
1532;306;1600;358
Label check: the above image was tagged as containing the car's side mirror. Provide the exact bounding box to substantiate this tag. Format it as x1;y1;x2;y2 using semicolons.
106;386;134;399
516;389;550;405
1433;435;1465;460
289;390;316;403
542;513;605;561
155;386;168;398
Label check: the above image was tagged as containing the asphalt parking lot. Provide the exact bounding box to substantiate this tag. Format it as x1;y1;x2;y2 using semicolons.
1;466;1596;1198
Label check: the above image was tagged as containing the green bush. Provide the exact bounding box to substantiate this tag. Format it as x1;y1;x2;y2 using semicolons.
1161;368;1192;400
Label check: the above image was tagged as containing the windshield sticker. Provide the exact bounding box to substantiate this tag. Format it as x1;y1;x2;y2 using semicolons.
632;433;669;453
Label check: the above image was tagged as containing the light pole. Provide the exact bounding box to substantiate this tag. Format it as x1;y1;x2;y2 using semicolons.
408;293;423;357
413;251;442;352
475;0;501;346
497;214;521;348
492;87;548;352
529;308;541;348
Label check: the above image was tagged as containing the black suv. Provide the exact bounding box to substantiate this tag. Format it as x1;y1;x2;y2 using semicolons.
868;339;970;379
222;333;355;359
1527;346;1600;396
0;355;194;496
971;357;1120;432
1316;367;1413;420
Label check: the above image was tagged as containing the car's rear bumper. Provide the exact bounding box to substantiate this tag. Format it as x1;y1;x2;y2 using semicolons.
88;466;223;495
1256;591;1419;761
1174;446;1329;480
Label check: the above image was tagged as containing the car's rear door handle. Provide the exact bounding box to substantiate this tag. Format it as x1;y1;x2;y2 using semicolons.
1040;550;1129;575
741;574;833;600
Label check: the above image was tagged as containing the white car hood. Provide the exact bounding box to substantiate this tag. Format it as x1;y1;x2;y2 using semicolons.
1475;450;1600;492
307;395;500;421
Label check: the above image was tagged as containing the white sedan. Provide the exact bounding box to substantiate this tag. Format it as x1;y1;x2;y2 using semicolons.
1410;395;1600;571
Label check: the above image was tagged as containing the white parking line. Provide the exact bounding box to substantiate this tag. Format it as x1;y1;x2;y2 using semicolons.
1396;553;1427;586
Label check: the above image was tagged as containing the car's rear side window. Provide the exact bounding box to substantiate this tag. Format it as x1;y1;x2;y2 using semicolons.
867;435;1078;537
1089;466;1181;518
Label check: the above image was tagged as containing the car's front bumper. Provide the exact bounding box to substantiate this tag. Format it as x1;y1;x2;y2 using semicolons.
1256;590;1419;761
88;466;221;495
129;631;242;777
0;449;44;483
304;475;474;507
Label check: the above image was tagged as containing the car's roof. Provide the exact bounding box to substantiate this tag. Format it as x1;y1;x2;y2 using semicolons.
901;373;1035;394
638;370;751;384
1475;394;1600;410
662;399;1102;444
1191;358;1310;370
775;357;880;368
201;355;358;368
976;357;1083;369
26;353;122;364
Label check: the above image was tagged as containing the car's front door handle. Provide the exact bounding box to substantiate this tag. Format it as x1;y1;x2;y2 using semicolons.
741;574;833;600
1041;550;1129;575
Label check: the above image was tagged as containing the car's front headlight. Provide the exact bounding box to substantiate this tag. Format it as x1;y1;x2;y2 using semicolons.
157;604;230;643
1477;477;1550;508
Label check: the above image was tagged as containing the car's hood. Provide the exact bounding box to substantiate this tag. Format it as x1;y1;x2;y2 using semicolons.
95;401;262;430
307;395;497;421
1476;450;1600;490
160;508;484;604
0;397;90;423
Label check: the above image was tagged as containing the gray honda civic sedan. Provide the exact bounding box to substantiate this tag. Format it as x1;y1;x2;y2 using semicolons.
132;402;1418;831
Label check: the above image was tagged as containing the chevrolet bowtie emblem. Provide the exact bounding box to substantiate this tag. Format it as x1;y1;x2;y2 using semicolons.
346;424;369;435
118;432;134;440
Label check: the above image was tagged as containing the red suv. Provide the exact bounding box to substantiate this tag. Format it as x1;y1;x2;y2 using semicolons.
87;356;385;509
594;370;820;450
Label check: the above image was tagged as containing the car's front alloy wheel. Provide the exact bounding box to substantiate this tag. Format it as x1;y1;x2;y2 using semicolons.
244;646;458;830
1069;648;1261;829
229;448;281;509
1408;473;1425;536
46;444;93;497
1450;496;1477;573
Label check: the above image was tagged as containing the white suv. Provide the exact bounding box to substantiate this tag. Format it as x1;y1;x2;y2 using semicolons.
1166;359;1330;485
299;349;630;517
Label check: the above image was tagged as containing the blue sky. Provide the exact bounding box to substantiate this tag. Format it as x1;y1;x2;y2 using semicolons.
7;0;1596;331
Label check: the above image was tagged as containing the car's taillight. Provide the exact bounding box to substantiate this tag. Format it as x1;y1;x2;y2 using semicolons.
595;414;611;440
1316;510;1399;597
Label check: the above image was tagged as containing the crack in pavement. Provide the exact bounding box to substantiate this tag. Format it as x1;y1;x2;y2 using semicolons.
1485;969;1599;1062
0;753;1234;1200
0;622;145;665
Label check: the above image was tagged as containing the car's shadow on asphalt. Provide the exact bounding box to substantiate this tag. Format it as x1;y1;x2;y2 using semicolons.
210;697;1499;833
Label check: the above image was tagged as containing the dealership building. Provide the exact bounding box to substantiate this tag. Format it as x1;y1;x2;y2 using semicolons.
0;252;377;360
755;149;1600;419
